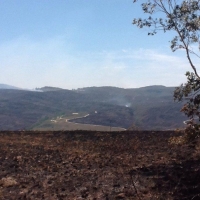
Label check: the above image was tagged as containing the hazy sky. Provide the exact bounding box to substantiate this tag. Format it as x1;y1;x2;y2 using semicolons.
0;0;197;89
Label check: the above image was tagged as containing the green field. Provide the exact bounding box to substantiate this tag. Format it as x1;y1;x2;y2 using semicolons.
32;113;126;131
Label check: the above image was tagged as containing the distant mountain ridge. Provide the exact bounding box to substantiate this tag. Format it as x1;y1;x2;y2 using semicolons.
0;83;20;90
35;86;65;92
0;85;186;130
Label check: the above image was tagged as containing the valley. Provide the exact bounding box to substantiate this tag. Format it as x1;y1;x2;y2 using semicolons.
33;113;126;131
0;85;186;131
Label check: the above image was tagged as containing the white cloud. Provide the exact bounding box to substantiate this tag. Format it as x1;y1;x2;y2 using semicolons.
0;37;196;89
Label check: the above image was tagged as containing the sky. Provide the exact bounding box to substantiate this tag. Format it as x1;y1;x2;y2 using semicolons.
0;0;198;89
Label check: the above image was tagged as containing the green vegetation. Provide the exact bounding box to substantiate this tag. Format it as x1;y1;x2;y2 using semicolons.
0;86;185;130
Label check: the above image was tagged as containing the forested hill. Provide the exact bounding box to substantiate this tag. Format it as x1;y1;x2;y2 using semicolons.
0;85;186;130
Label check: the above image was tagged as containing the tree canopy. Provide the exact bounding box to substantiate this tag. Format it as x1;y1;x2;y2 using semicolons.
133;0;200;140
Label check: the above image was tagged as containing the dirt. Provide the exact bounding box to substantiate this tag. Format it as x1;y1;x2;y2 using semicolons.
0;130;199;200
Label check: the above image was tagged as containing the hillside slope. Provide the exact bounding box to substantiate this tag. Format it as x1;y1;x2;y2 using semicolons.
0;83;20;90
0;85;186;130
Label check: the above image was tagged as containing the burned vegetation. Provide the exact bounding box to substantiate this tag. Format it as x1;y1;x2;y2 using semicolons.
0;130;199;200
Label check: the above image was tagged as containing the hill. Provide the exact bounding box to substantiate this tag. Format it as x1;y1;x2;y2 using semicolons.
0;85;186;130
74;86;185;130
0;83;20;90
35;86;64;92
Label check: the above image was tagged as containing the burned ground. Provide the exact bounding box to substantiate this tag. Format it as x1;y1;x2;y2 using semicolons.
0;131;199;199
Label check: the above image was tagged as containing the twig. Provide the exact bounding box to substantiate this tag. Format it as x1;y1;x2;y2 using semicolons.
130;174;142;200
191;193;200;200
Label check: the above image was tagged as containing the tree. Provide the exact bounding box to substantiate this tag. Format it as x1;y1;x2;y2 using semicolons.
133;0;200;140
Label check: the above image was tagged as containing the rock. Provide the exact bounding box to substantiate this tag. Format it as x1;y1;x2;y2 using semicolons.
0;177;17;187
17;156;22;162
115;193;125;199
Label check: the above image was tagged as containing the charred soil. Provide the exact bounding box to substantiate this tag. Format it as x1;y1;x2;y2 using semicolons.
0;131;199;200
